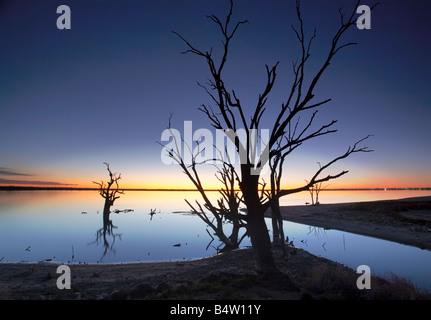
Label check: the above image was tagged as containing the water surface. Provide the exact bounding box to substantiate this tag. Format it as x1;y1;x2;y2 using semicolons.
1;189;430;289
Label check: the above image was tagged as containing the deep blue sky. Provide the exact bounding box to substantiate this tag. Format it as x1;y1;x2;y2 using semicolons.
0;0;430;188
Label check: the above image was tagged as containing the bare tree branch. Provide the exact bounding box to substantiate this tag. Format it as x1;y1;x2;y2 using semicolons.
276;135;373;199
93;162;124;206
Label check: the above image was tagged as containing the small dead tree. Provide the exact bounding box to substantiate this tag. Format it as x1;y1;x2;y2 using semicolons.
306;163;328;205
93;162;124;216
91;162;124;259
308;182;322;205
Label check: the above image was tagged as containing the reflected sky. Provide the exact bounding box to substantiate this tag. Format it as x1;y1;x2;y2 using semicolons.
0;190;430;289
0;190;227;264
286;222;431;290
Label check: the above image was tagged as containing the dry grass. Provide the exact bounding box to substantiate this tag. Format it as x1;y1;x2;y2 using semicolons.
370;273;431;300
300;263;431;300
300;264;362;299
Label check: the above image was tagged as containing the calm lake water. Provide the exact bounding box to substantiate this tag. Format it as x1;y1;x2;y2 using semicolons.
1;189;430;289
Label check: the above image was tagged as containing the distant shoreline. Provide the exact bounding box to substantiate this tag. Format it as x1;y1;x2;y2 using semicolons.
0;186;199;192
0;186;430;192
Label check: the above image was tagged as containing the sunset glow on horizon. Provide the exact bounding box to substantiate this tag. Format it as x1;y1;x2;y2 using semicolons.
1;166;429;191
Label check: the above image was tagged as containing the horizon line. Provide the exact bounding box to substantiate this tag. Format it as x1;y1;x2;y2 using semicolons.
0;186;430;192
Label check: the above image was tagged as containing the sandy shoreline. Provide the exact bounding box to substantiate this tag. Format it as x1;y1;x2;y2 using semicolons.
1;196;430;300
276;196;431;250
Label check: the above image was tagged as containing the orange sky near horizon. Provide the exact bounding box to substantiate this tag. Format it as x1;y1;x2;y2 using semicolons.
1;164;429;190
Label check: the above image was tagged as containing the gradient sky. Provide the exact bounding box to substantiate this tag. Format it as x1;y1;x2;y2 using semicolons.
0;0;430;189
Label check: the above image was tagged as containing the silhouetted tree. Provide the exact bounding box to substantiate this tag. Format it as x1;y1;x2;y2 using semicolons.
91;162;124;259
305;163;328;205
163;131;247;251
169;0;375;274
93;162;124;216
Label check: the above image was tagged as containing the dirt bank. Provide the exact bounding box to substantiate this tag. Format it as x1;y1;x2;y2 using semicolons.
277;196;431;250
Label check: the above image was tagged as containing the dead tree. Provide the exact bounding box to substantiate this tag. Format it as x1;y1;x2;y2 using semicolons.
93;162;124;216
91;163;124;259
305;163;328;205
268;145;288;255
170;0;375;274
162;131;247;251
268;136;371;259
214;160;248;249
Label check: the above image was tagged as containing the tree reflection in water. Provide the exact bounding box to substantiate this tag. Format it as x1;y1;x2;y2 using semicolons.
90;163;124;261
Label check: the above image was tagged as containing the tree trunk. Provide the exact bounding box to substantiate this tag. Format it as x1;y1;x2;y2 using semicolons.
215;223;236;250
271;199;281;246
229;220;240;248
271;197;287;258
241;167;276;274
102;199;113;233
247;207;276;274
103;199;111;220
